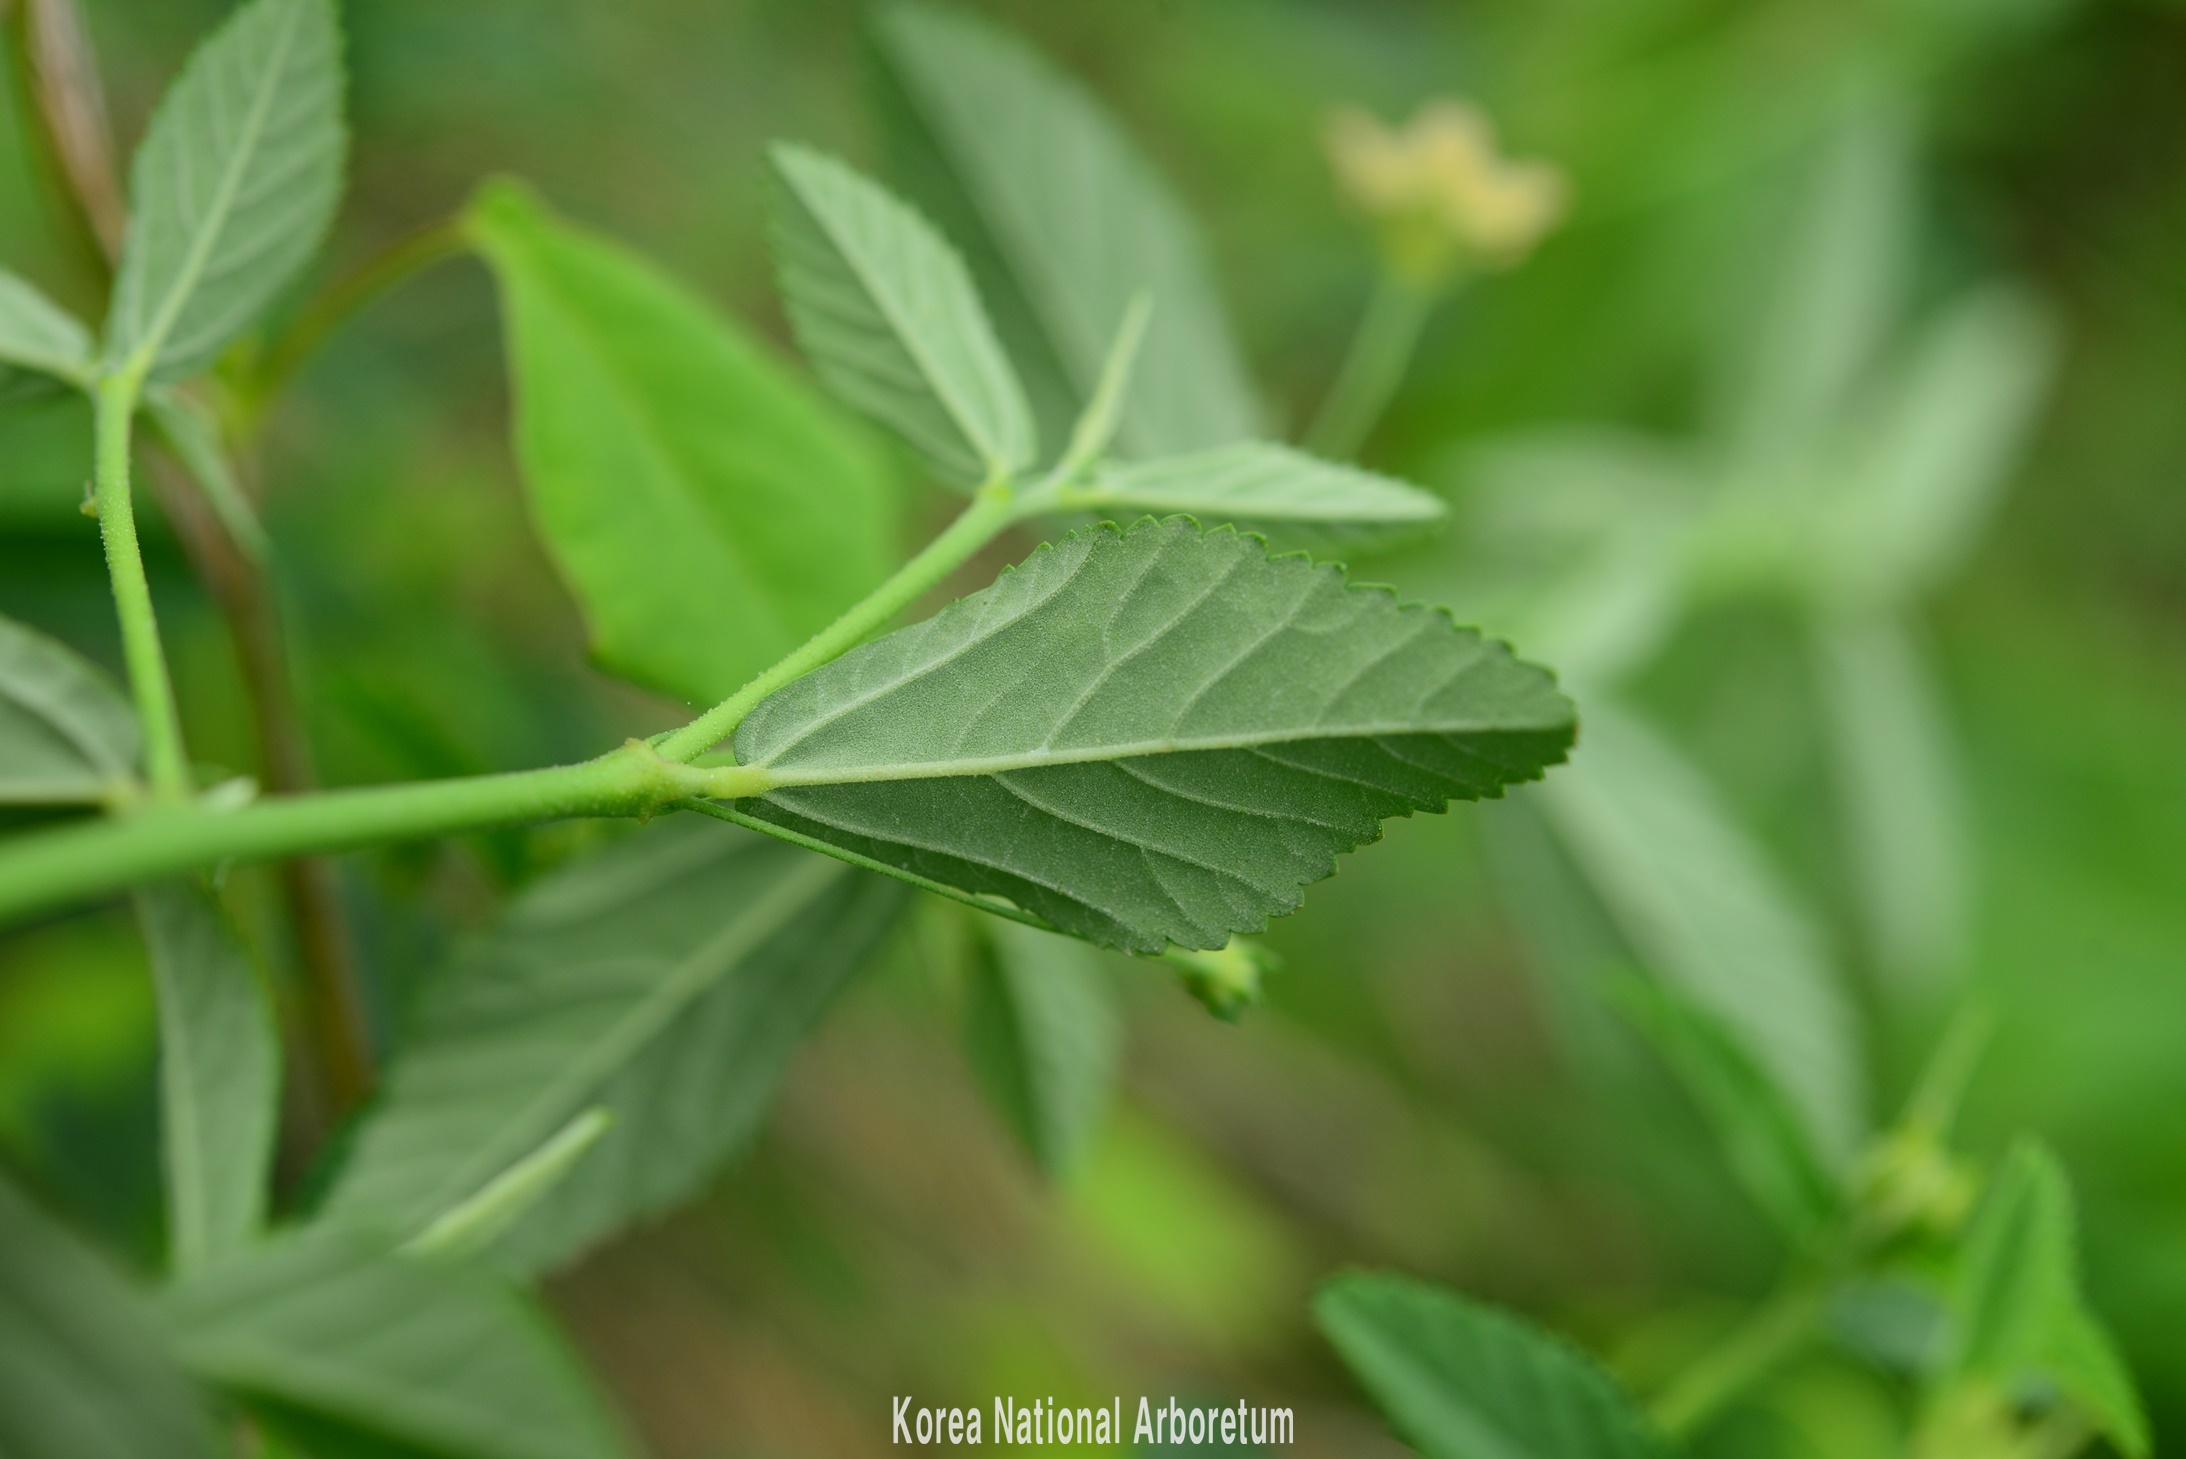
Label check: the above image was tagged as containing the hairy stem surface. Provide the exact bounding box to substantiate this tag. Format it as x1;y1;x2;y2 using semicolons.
93;369;193;799
654;477;1023;762
0;743;745;927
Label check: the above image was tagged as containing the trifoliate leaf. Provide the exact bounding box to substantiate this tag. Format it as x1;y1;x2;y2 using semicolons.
106;0;345;380
769;142;1034;485
728;517;1573;953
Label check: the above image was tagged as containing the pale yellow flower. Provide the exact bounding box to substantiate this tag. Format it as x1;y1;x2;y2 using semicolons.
1324;98;1569;281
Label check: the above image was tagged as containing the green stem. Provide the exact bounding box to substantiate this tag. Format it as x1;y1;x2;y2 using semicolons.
244;217;467;423
0;741;740;927
1302;271;1438;461
1649;1280;1826;1441
654;477;1023;762
93;367;191;800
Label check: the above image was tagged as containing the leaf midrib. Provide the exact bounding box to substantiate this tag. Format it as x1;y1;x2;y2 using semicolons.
748;718;1542;790
127;0;307;372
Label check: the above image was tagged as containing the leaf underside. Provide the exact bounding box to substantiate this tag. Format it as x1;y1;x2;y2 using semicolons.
324;821;904;1271
965;921;1121;1176
732;518;1574;953
0;613;138;803
0;1178;209;1459
107;0;346;380
769;142;1034;485
0;268;94;380
137;882;280;1277
1071;441;1446;550
164;1227;629;1459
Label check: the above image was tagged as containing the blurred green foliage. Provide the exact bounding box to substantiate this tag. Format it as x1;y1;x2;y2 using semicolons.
3;0;2184;1455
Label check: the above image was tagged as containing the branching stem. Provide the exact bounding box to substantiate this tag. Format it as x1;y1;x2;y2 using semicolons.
654;476;1023;762
0;477;1036;923
92;366;193;800
1649;1278;1826;1440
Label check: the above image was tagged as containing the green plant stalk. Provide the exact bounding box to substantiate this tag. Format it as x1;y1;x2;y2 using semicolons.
654;475;1023;762
243;216;467;425
0;741;742;925
93;367;193;800
0;478;1035;924
1303;269;1439;461
1649;1279;1827;1440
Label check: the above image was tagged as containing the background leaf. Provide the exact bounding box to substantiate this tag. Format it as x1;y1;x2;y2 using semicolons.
769;142;1034;484
1811;613;1970;995
0;1175;210;1459
1819;286;2057;605
1538;698;1866;1166
163;1226;630;1459
730;517;1574;952
873;2;1261;461
1607;973;1841;1239
136;882;278;1277
963;919;1121;1177
323;819;904;1271
1315;1270;1676;1459
469;179;901;706
1062;442;1446;551
0;611;138;803
105;0;345;380
1950;1140;2149;1456
0;268;93;382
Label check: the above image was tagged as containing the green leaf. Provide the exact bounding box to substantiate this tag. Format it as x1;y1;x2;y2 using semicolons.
1607;973;1840;1238
964;920;1121;1176
1722;103;1911;471
874;3;1261;460
1811;613;1969;995
1315;1271;1676;1459
323;819;905;1271
403;1108;613;1262
729;517;1574;953
1054;442;1447;551
467;179;902;706
137;882;280;1277
0;268;94;383
1820;286;2056;604
768;142;1034;485
1539;698;1865;1166
1951;1141;2149;1456
0;1175;211;1459
0;612;138;803
106;0;346;380
162;1227;630;1459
